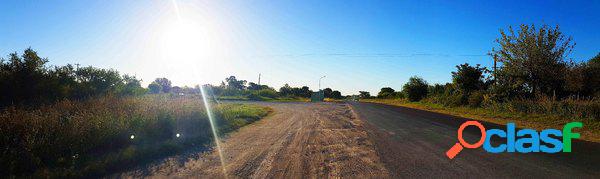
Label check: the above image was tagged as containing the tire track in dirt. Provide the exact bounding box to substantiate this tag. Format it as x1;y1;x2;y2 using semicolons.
118;102;389;178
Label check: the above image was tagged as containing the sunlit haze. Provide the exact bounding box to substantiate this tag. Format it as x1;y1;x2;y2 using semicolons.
1;0;599;94
2;1;600;178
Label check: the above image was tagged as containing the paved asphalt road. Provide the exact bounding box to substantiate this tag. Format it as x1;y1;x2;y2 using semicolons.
348;101;599;178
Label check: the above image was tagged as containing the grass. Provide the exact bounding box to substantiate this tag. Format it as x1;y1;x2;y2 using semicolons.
324;98;344;102
0;94;271;177
218;95;250;100
363;98;600;143
218;95;310;102
268;97;310;102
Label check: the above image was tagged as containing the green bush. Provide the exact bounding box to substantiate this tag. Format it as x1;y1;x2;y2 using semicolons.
393;92;405;99
221;88;243;96
483;96;600;121
444;93;467;107
246;93;265;101
255;89;279;98
468;91;484;107
403;76;429;102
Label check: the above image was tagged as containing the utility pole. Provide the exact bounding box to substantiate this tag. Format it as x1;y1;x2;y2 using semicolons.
319;76;326;90
258;73;261;85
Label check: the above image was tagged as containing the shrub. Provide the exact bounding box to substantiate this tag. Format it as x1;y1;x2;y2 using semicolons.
246;93;265;101
255;89;279;99
393;92;405;99
468;91;485;107
377;87;395;98
403;76;429;102
221;88;243;96
444;93;467;107
483;96;600;121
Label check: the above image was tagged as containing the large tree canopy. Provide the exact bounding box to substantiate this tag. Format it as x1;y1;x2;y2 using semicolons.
452;63;488;95
0;48;145;107
491;24;575;97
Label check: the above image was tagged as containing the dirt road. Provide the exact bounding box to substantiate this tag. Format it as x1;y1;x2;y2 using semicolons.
120;101;599;178
349;101;599;178
120;102;389;178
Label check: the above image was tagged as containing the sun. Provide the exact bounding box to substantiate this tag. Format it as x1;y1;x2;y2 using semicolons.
161;19;212;65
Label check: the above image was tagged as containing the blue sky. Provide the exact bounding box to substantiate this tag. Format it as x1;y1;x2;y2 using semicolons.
1;0;599;95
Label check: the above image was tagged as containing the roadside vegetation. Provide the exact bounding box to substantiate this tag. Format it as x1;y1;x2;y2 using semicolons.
0;50;271;177
0;46;343;107
0;94;270;177
203;76;345;101
362;24;600;142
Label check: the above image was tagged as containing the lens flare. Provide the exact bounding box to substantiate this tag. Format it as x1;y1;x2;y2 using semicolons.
200;85;228;177
169;0;228;177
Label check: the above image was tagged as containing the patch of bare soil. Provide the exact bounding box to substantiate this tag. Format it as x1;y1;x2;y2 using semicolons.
118;102;389;178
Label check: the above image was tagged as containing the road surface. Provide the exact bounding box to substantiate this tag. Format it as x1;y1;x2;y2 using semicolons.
120;101;599;178
120;102;389;178
349;101;599;178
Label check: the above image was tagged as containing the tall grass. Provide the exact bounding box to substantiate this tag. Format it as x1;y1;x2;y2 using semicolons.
364;97;600;141
485;97;600;122
0;94;270;177
422;93;600;122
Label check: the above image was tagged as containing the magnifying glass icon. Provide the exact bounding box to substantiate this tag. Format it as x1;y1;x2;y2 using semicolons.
446;121;486;159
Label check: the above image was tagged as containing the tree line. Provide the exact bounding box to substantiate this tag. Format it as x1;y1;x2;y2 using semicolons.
205;75;344;100
0;48;146;107
0;48;346;107
371;24;600;108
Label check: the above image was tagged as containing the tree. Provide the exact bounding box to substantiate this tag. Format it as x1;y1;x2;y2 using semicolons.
248;82;262;90
73;66;124;98
490;24;574;98
148;82;162;94
586;53;600;96
153;78;172;93
279;84;311;98
47;64;77;99
171;86;183;94
567;53;600;97
300;86;311;98
225;76;246;90
377;87;395;98
323;88;333;98
358;91;371;98
202;84;220;97
279;84;293;96
428;84;446;95
331;90;342;99
403;76;428;101
0;48;143;107
0;48;50;105
452;63;488;95
119;75;145;96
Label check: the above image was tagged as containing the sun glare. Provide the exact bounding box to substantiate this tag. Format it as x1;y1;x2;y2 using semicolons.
162;20;211;63
164;1;228;177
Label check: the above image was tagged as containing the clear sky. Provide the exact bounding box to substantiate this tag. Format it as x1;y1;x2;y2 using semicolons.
1;0;599;95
